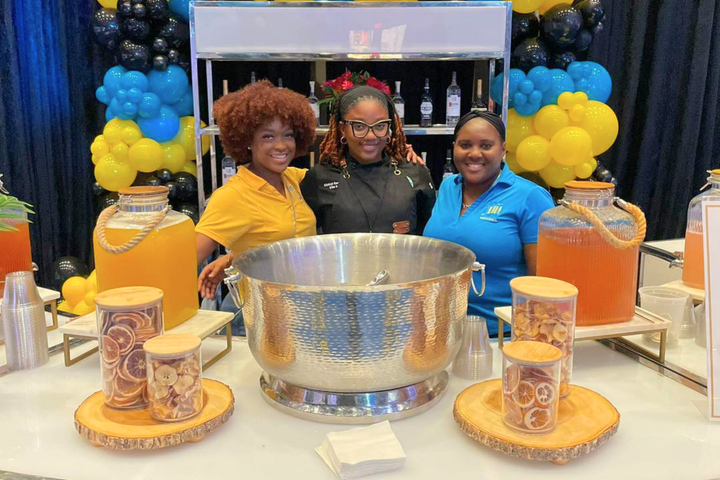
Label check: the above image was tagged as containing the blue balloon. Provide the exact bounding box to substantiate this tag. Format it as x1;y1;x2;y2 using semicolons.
576;78;589;91
127;87;144;103
567;61;584;81
120;71;149;93
138;106;180;142
96;86;112;105
508;69;526;94
122;102;139;117
515;102;540;117
103;66;127;96
109;97;123;117
579;61;612;103
527;66;551;93
115;89;128;104
168;89;193;117
490;74;505;106
138;92;162;119
105;106;116;122
168;0;190;22
513;92;528;106
541;69;575;107
148;65;189;105
519;79;534;95
529;90;543;105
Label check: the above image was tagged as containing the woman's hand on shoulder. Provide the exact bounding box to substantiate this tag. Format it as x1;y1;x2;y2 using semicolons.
198;254;233;299
405;144;425;166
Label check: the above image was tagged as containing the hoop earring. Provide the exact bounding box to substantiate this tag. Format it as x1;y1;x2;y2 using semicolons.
340;136;348;145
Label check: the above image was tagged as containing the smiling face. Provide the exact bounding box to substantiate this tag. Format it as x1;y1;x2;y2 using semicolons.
341;98;391;165
453;118;506;187
249;118;296;177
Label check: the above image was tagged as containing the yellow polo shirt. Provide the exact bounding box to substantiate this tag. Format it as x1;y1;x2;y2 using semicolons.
195;166;317;256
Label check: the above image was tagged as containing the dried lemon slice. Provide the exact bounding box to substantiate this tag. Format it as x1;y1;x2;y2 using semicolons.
524;407;553;430
534;381;556;407
155;365;178;386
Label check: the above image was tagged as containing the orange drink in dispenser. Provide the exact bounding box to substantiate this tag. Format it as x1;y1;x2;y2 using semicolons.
682;169;720;290
537;181;646;326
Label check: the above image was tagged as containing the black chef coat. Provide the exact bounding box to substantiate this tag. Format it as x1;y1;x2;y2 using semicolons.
300;154;436;235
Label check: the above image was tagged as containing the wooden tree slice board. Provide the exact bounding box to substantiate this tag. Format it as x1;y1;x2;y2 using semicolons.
454;379;619;465
75;379;234;450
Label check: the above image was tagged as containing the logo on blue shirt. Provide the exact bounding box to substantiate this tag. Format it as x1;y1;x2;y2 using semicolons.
479;203;503;222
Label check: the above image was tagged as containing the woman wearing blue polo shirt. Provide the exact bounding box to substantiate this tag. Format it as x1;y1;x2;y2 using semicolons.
423;111;554;336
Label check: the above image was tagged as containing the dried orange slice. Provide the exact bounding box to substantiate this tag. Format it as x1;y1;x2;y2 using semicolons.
524;407;553;431
101;336;120;364
535;382;556;407
503;364;520;394
108;325;136;355
112;312;142;330
513;380;535;408
119;349;147;383
113;375;145;400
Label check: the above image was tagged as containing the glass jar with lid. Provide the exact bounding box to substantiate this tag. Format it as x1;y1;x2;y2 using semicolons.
502;340;562;435
93;186;198;330
536;181;646;326
683;169;720;289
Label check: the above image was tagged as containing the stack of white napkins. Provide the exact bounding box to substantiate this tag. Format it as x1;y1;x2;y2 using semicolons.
315;421;407;479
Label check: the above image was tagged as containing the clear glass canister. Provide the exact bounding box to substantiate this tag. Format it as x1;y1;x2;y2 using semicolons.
0;187;33;299
95;286;164;409
683;169;720;289
537;181;645;326
502;341;562;435
93;186;198;330
510;277;577;398
144;333;203;422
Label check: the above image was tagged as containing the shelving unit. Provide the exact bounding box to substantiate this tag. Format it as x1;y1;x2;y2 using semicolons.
190;1;512;211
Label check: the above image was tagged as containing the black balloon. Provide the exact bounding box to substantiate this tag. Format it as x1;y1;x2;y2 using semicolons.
575;0;605;29
156;168;173;183
122;17;151;40
145;176;162;186
118;0;133;18
176;203;199;224
91;8;122;51
512;13;540;47
177;52;191;74
52;257;89;291
165;181;179;201
92;182;106;197
132;3;147;18
610;177;619;187
167;49;179;64
157;14;190;49
592;21;604;35
512;38;549;72
152;37;168;54
540;5;583;50
118;39;151;72
154;55;169;71
549;50;577;69
572;29;593;52
173;173;198;202
131;0;144;4
146;0;170;22
594;168;613;183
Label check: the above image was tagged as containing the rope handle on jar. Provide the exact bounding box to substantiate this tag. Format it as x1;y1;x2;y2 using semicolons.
560;198;647;250
94;205;170;254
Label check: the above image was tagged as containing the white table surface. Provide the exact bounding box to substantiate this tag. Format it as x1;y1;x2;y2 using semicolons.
1;339;718;480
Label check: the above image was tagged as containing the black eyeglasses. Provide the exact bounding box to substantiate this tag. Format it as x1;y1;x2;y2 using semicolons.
341;119;392;138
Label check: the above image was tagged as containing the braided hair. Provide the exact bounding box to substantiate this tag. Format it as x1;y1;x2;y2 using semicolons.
319;87;408;170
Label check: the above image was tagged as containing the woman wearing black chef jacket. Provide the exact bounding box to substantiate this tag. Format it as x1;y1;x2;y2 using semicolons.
301;86;436;235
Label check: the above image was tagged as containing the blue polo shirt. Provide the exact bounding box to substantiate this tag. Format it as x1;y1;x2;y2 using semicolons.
423;163;554;335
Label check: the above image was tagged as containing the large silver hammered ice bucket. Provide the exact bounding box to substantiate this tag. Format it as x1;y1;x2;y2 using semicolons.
225;234;484;396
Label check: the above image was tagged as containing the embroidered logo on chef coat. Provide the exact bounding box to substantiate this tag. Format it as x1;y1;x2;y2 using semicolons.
323;181;340;190
479;203;503;222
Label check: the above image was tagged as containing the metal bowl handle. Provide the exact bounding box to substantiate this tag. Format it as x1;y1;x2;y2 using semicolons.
471;262;486;297
223;266;245;308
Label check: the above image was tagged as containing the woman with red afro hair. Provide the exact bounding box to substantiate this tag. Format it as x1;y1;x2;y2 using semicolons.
194;80;317;334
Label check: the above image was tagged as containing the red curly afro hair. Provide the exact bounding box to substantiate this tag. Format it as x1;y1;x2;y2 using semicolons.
213;80;317;164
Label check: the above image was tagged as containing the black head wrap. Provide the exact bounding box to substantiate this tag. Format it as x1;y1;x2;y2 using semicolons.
453;111;506;142
338;85;393;117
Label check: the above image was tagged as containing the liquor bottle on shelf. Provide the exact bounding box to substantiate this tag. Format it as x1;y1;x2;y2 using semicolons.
308;81;320;125
446;71;461;126
278;78;284;89
393;81;405;126
471;79;488;112
443;149;455;180
221;80;236;185
420;78;433;127
250;71;257;84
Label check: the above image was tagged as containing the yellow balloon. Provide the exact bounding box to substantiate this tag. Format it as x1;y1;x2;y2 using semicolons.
58;300;75;314
540;161;577;189
550;127;593;166
73;300;95;316
539;0;572;14
95;154;137;192
569;104;586;123
505;152;527;174
570;101;619;155
97;0;117;8
122;126;142;146
516;135;552;172
129;138;164;172
512;0;544;14
84;291;97;308
90;138;110;157
181;161;197;177
574;162;595;179
172;117;210;161
506;109;536;153
85;270;98;294
534;105;569;140
91;154;100;165
160;142;186;173
589;157;598;171
557;92;575;111
62;276;87;306
103;118;139;145
112;142;129;159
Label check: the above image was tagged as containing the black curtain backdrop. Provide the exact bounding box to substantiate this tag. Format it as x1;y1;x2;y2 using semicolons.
0;1;718;289
0;0;105;287
589;0;720;240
